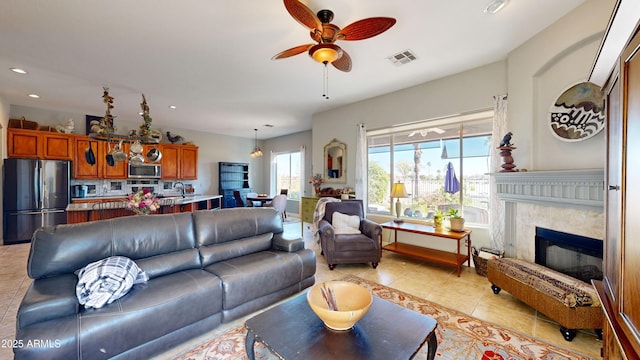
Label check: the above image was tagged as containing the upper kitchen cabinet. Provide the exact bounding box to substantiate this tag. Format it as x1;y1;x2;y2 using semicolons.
103;141;129;179
73;137;102;179
8;128;73;160
160;144;198;180
161;144;180;179
180;145;198;180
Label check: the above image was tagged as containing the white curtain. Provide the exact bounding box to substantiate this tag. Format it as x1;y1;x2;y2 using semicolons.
269;151;276;195
355;123;368;211
490;95;508;251
299;145;305;213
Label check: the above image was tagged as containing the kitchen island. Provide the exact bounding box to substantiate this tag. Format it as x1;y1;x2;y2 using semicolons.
66;195;222;223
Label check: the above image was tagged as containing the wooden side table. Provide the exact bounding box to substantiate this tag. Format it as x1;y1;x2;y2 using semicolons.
381;222;471;277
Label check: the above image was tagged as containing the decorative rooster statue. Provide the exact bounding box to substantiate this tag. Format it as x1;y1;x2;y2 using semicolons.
166;131;185;144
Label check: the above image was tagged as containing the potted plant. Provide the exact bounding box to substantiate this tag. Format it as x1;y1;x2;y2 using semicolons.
433;209;445;228
447;208;465;232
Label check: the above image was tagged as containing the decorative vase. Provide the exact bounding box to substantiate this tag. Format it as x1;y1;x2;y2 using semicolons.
341;194;350;200
314;186;321;196
433;216;444;228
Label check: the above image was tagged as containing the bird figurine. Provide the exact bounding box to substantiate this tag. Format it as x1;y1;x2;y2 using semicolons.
500;132;513;147
166;131;185;144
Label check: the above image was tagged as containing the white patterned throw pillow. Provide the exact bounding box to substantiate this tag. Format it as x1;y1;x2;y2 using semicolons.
75;256;148;309
332;212;361;235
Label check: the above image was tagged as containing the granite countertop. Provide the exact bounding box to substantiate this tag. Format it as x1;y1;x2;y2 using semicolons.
66;194;222;211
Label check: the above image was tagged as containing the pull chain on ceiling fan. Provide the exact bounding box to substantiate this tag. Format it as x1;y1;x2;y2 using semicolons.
272;0;396;98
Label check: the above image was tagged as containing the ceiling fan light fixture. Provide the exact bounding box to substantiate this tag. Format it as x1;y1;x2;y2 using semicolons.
309;44;342;64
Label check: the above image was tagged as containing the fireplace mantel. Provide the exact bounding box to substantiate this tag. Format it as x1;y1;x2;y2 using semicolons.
494;169;604;212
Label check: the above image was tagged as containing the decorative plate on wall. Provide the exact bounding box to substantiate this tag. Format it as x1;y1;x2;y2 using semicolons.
548;81;605;142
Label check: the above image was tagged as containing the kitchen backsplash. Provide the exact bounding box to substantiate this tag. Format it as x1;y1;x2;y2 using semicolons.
70;179;194;198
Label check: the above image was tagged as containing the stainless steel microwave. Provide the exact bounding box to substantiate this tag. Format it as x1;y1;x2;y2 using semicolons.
128;163;161;179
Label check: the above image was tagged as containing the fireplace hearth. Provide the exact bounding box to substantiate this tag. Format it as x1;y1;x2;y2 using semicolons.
534;227;603;283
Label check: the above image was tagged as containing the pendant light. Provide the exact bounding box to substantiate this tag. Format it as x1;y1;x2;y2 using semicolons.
250;128;263;158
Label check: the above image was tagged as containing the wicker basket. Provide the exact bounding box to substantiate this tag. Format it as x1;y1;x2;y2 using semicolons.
8;117;38;130
472;247;503;277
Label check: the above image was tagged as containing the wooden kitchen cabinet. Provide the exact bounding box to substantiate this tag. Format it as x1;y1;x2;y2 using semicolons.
160;144;198;180
160;144;180;179
73;137;102;179
180;145;198;180
103;142;129;179
7;128;73;160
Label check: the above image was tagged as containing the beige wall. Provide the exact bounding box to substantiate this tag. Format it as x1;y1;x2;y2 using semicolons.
507;0;613;171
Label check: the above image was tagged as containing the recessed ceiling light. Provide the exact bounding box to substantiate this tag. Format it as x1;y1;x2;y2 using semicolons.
27;94;40;99
168;105;177;109
10;68;28;74
483;0;509;14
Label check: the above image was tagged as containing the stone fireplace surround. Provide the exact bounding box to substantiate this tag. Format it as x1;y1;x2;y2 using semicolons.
494;169;605;260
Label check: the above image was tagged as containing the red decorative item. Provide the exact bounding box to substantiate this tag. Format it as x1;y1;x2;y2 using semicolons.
481;350;505;360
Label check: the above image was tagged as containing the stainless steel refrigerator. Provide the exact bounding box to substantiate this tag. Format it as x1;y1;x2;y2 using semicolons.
3;158;70;244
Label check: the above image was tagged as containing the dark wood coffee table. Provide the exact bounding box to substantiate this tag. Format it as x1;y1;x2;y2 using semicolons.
245;292;438;360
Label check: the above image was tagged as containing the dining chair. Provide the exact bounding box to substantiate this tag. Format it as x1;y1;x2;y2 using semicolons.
267;194;287;221
246;192;259;207
233;190;246;207
279;189;288;217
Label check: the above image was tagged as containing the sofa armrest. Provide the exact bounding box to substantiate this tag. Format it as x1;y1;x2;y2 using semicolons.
272;232;305;252
18;274;79;329
361;219;382;248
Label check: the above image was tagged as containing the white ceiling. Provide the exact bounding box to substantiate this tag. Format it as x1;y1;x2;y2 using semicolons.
0;0;587;140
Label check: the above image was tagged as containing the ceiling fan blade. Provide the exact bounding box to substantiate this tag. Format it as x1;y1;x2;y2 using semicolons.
337;17;396;41
283;0;322;34
332;50;352;72
272;44;314;60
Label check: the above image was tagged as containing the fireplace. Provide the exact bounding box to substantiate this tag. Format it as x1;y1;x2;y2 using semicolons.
534;227;603;284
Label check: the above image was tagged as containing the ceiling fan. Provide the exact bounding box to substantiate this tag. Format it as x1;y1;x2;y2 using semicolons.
272;0;397;72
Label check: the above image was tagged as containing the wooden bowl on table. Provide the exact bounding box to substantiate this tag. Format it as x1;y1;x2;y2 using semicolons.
306;281;372;331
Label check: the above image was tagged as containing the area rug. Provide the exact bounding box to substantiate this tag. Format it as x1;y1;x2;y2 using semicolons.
172;275;594;360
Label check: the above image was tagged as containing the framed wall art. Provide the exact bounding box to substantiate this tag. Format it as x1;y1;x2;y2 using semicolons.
548;81;605;142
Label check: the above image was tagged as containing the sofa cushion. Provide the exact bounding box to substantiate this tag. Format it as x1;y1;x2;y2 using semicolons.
193;208;283;247
18;274;79;329
205;250;307;310
199;233;273;267
334;234;377;252
28;213;198;279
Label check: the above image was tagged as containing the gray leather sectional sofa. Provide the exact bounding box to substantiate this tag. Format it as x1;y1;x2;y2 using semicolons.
15;208;316;359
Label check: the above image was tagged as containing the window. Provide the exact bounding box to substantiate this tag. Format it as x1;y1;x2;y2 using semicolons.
367;115;492;225
274;151;301;200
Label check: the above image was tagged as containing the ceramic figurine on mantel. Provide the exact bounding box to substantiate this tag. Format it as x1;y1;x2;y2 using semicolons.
498;131;517;172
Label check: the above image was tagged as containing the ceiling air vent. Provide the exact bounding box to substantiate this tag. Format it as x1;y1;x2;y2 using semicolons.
388;49;418;66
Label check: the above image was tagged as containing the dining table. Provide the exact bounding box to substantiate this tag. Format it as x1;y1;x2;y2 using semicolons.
246;194;273;207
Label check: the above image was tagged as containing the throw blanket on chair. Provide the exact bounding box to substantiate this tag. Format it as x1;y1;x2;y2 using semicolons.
76;256;148;309
312;197;341;243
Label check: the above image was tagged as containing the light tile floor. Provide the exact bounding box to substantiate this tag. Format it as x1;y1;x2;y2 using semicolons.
0;220;602;359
